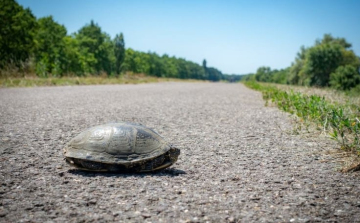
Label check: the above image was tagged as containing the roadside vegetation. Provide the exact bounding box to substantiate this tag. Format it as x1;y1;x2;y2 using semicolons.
0;0;241;84
244;81;360;171
242;33;360;171
0;73;206;87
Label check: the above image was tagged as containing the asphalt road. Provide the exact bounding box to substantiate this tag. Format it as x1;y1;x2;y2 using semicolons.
0;82;359;222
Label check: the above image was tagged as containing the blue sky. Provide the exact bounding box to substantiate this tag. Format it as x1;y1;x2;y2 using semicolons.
17;0;360;75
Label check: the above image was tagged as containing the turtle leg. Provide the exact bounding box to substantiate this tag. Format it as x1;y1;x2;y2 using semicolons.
152;147;180;171
67;158;108;171
138;155;165;172
151;160;174;171
140;147;181;172
80;160;106;171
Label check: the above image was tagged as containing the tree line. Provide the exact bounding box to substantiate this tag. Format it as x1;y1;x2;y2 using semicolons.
243;34;360;92
0;0;241;82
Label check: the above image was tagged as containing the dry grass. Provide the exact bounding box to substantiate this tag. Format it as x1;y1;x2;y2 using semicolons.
271;83;360;106
0;73;206;88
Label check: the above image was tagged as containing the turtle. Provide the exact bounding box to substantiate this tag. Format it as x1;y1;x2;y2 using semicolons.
63;122;180;172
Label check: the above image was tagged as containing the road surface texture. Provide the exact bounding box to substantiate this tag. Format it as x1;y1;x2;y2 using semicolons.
0;83;359;222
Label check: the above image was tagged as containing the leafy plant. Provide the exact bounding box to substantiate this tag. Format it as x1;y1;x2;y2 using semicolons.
330;65;360;91
244;81;360;155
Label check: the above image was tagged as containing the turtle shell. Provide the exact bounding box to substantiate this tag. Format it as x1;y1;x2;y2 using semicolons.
63;122;172;165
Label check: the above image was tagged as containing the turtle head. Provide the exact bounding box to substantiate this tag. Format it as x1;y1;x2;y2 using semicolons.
168;146;180;163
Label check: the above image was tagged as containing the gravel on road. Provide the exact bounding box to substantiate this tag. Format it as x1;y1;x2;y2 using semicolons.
0;82;359;222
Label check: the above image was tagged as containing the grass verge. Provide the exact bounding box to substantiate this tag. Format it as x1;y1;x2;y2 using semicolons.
0;74;205;88
244;81;360;172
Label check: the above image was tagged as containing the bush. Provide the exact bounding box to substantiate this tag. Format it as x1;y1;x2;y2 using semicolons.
330;65;360;91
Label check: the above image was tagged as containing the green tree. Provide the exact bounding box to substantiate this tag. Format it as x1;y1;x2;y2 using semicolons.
134;51;150;74
100;33;115;75
330;65;360;91
301;43;343;86
62;36;82;75
301;43;359;87
255;66;272;82
290;34;359;88
114;33;125;75
35;16;67;76
76;20;113;75
162;54;177;78
123;48;136;73
316;33;352;49
202;59;209;80
123;49;222;81
272;68;289;84
288;60;303;85
201;59;222;81
177;58;189;79
288;46;307;85
148;52;164;77
242;73;256;81
0;0;37;67
207;67;222;81
202;59;207;68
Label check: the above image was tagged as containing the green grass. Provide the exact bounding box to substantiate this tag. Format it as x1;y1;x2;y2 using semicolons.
244;81;360;156
0;75;205;87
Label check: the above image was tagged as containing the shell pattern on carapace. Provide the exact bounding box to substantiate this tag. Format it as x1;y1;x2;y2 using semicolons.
63;122;180;172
